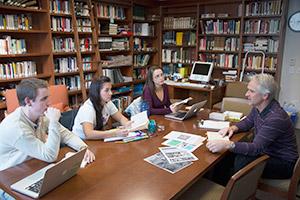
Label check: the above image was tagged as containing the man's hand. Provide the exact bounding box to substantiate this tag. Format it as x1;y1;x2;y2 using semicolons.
44;107;61;122
218;125;238;138
206;140;233;153
84;149;95;164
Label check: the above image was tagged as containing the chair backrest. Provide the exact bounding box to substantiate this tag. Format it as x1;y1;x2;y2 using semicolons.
221;155;269;200
225;81;248;99
5;85;69;114
288;157;300;199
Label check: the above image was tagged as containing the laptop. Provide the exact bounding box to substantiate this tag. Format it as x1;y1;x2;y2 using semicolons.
165;100;207;120
11;148;86;199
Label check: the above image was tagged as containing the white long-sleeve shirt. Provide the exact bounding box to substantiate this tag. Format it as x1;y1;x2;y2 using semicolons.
0;107;87;171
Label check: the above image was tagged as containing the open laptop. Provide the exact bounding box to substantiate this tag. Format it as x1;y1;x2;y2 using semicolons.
165;100;207;121
11;148;86;199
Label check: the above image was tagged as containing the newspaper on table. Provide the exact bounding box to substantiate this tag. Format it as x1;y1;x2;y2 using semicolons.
144;152;193;174
158;146;198;164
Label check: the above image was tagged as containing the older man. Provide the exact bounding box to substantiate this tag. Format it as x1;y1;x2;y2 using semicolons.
206;74;298;179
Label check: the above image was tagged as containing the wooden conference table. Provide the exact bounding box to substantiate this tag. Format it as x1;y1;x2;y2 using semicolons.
0;110;246;200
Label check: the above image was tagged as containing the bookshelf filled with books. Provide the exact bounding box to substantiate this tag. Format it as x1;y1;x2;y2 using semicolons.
132;1;160;86
161;5;198;79
0;0;53;112
94;0;134;100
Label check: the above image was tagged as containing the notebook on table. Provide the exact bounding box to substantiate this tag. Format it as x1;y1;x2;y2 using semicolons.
10;148;86;199
165;100;207;121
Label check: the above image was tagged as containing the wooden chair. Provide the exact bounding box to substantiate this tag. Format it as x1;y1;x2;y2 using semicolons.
179;155;269;200
5;84;70;115
257;157;300;200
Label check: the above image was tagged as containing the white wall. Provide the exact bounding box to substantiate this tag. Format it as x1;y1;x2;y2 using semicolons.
279;0;300;128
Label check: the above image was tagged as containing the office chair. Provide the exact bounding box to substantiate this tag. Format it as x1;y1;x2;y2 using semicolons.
257;157;300;200
179;154;269;200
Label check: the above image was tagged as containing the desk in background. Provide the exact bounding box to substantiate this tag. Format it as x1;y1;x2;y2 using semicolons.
167;84;225;109
0;111;246;200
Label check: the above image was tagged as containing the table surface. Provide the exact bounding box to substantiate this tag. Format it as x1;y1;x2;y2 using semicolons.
0;110;246;200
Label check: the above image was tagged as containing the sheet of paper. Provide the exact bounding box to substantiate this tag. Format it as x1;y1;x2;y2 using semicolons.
198;120;230;130
129;111;149;131
163;131;206;145
206;131;229;141
104;131;146;142
162;139;203;152
173;97;192;106
144;152;193;174
159;147;198;164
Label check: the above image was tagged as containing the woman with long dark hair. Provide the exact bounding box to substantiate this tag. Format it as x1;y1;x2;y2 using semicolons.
72;76;131;139
143;66;181;115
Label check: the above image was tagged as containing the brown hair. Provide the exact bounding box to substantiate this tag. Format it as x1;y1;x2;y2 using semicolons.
144;66;163;95
16;78;48;106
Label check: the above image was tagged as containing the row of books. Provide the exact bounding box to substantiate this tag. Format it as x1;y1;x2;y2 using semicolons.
134;38;155;51
200;20;240;35
163;17;196;30
79;37;92;52
52;37;75;52
0;36;26;55
50;0;70;14
133;68;147;80
82;56;92;71
133;83;144;97
199;37;239;51
0;14;32;30
133;23;155;36
244;19;280;34
98;37;129;51
54;57;77;73
162;64;177;77
243;56;277;70
133;54;151;67
245;0;282;16
74;1;89;17
0;61;36;79
101;55;132;68
199;53;238;69
0;0;39;9
55;76;81;91
102;68;125;84
249;38;279;53
84;73;93;88
77;18;91;32
163;31;196;46
162;48;196;64
96;4;126;20
51;16;72;32
112;95;131;112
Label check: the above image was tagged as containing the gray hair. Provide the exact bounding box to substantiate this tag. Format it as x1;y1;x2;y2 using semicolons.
251;74;277;100
16;78;48;106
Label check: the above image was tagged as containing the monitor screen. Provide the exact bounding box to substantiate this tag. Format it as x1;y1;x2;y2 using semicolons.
189;62;214;83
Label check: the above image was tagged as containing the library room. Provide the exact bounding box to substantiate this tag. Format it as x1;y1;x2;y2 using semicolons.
0;0;299;199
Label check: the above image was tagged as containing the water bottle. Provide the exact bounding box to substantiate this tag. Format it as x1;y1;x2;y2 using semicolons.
148;119;156;135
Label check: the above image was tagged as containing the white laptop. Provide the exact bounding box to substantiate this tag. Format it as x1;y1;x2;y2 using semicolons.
165;100;207;121
11;148;86;199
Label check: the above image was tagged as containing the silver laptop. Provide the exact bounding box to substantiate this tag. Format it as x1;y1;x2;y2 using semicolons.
165;100;207;120
11;148;86;199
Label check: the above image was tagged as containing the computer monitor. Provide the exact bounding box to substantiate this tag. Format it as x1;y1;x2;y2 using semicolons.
189;61;213;83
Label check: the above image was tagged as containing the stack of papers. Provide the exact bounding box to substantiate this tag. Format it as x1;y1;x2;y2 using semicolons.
162;131;206;152
144;146;198;174
104;131;148;143
206;131;229;141
198;120;230;130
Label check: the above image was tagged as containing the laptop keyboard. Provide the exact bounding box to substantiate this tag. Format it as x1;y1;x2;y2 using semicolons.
26;178;43;193
175;112;187;118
